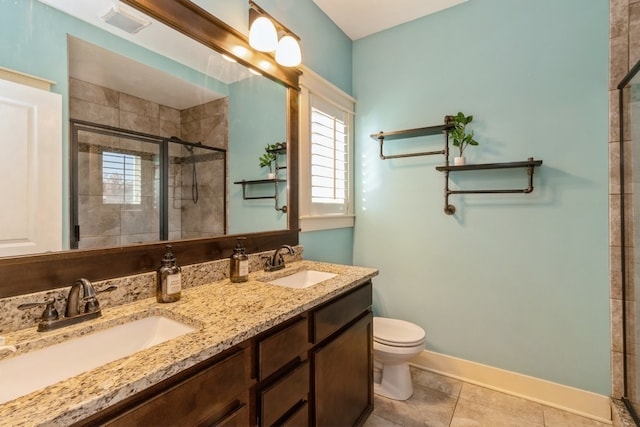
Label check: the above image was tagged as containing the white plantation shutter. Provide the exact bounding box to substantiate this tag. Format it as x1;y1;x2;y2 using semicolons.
310;98;348;210
300;68;355;231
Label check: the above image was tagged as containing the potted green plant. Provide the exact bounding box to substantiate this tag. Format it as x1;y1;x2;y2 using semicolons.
259;143;279;178
449;112;479;165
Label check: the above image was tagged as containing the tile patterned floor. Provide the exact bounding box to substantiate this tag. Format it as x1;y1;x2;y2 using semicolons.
364;368;611;427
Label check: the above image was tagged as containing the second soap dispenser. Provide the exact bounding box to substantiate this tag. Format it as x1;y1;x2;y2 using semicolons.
230;237;249;283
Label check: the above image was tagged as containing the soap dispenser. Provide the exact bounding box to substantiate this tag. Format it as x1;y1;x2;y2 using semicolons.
157;245;182;303
230;237;249;283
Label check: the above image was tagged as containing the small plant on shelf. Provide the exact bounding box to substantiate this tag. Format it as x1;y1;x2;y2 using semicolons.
258;142;286;177
449;112;479;165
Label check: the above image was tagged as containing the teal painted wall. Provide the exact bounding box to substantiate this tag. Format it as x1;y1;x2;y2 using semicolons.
229;77;287;234
300;228;354;264
353;0;610;394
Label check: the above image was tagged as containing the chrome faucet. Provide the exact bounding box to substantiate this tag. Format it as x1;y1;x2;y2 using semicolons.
264;245;295;272
18;279;115;332
65;278;100;318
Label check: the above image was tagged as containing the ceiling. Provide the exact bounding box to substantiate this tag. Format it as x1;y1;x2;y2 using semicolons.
312;0;468;40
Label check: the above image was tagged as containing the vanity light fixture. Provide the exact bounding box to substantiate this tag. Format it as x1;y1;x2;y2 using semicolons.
100;4;150;34
248;1;302;67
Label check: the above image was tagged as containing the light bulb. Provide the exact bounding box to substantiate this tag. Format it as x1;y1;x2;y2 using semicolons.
249;16;277;52
275;35;301;67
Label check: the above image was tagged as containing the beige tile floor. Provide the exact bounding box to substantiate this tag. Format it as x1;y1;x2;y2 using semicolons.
364;367;611;427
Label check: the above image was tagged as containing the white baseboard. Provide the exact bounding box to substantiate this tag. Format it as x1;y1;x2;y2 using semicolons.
410;350;611;423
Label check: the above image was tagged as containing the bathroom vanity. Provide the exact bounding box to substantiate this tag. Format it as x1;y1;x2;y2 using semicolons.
0;260;377;426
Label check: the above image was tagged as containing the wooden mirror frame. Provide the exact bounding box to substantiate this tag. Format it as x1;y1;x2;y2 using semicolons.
0;0;300;298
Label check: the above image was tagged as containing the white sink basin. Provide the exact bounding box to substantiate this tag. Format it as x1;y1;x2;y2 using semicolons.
268;270;338;289
0;315;196;404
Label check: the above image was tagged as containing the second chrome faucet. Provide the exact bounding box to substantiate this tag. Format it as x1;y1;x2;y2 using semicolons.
263;245;295;272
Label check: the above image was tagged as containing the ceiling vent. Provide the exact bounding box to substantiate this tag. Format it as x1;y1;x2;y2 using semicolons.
100;5;150;34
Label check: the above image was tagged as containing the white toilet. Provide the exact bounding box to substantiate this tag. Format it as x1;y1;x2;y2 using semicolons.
373;317;426;400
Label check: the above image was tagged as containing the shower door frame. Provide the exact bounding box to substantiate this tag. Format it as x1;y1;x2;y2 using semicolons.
618;56;640;425
70;119;227;249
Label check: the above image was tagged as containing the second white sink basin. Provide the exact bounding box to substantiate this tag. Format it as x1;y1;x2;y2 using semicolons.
0;315;196;405
268;270;337;289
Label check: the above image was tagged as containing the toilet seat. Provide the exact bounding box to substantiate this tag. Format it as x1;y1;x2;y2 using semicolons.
373;317;425;347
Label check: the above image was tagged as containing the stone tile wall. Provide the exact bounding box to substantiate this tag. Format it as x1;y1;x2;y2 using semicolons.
179;99;228;238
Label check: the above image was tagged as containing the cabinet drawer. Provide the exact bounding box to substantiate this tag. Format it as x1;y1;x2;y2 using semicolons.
104;349;247;426
312;282;372;344
261;361;309;427
258;316;308;381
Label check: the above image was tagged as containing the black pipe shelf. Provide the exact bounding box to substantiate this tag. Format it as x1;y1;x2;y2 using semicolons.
234;178;287;212
234;146;287;212
436;158;543;215
435;159;542;172
370;117;543;215
370;122;452;160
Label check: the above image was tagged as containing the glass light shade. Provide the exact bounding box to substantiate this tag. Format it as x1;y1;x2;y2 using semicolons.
275;35;301;67
249;16;278;52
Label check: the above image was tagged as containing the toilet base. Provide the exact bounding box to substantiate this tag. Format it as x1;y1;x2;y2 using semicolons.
373;361;413;401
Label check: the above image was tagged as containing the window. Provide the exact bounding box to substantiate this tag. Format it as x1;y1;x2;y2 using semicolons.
102;151;141;205
300;68;355;231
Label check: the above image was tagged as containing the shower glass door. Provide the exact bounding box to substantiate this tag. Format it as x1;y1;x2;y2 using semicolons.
73;122;160;249
71;121;227;249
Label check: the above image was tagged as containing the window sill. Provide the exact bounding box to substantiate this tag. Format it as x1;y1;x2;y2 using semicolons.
300;215;355;232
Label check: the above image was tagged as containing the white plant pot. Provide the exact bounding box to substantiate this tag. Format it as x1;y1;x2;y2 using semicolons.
454;156;466;166
267;172;276;180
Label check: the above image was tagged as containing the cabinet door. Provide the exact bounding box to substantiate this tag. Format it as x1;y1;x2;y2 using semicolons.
312;312;373;427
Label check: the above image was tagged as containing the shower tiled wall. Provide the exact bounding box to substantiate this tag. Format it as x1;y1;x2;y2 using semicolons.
69;79;228;247
180;99;228;239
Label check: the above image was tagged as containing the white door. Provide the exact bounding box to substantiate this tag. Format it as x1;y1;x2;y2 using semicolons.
0;78;62;256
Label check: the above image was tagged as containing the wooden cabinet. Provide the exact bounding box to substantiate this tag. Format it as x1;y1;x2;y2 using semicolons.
72;281;373;427
311;282;373;427
74;346;251;427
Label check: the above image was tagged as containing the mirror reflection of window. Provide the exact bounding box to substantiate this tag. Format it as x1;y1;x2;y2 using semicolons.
102;152;142;205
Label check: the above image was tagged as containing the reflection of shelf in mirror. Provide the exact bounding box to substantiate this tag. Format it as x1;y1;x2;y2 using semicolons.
234;179;287;212
234;179;285;185
266;147;287;155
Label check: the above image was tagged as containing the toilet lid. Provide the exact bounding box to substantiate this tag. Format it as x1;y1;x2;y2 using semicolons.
373;317;425;347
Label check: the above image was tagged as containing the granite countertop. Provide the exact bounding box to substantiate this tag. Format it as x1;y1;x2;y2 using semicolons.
0;260;378;427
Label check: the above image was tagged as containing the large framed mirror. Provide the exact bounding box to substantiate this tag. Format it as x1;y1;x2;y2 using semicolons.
0;0;299;298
